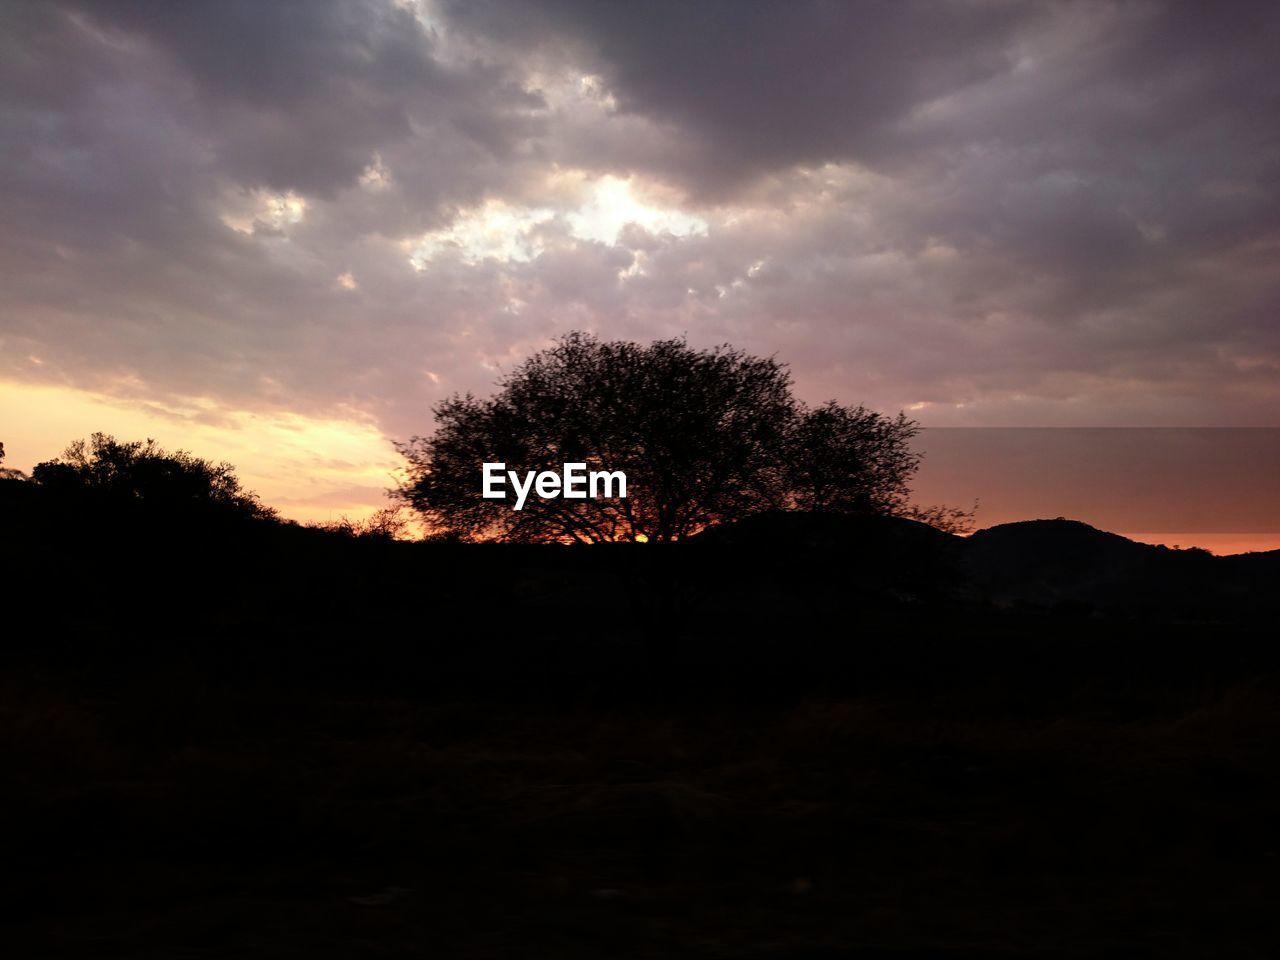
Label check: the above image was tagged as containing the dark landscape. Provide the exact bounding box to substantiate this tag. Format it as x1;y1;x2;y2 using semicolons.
3;475;1277;958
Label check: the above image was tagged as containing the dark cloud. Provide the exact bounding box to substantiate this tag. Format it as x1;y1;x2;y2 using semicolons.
75;0;452;195
442;0;1039;194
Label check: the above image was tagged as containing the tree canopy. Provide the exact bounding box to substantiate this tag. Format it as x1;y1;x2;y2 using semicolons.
30;433;274;522
397;333;960;542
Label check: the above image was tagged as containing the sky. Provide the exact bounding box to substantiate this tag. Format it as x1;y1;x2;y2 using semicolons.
2;1;1277;542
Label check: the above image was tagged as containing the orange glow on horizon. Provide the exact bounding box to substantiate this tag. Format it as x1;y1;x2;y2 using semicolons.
1119;533;1280;557
3;380;1277;554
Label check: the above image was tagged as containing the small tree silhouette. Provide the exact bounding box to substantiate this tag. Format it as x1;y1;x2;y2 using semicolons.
0;440;25;480
398;333;960;542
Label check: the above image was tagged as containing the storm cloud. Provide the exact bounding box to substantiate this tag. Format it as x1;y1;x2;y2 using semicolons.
2;0;1278;465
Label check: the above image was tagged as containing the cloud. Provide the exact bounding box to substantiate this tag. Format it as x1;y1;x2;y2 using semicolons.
0;0;1277;506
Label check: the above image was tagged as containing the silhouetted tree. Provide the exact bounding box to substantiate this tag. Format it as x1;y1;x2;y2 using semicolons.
398;334;793;542
308;506;413;540
398;333;955;542
783;402;920;515
0;440;27;480
31;433;274;522
899;501;978;536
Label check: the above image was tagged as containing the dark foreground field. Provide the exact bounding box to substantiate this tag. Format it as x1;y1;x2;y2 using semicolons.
2;500;1278;957
5;672;1279;958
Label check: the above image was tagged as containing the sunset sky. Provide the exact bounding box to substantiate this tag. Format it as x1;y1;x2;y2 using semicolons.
2;1;1277;544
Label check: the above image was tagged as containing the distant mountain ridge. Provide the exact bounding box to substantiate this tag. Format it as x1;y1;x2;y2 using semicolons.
964;517;1277;618
691;512;1277;622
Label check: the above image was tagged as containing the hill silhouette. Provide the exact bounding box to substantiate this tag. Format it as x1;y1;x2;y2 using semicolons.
964;518;1278;620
